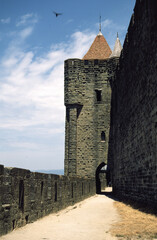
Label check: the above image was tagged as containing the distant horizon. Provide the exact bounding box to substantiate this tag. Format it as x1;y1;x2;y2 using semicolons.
36;169;64;175
0;163;64;175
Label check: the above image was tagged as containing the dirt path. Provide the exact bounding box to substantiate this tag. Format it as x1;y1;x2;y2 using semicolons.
1;188;119;240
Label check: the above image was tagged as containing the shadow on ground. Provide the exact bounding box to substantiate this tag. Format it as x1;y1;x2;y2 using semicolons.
99;189;157;216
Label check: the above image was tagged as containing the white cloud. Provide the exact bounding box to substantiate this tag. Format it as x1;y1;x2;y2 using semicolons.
16;13;38;27
19;27;33;39
96;18;126;33
9;141;40;150
0;15;126;169
103;19;126;33
102;19;112;28
1;18;11;24
69;31;95;58
0;28;95;137
0;18;125;138
0;14;38;48
66;19;74;24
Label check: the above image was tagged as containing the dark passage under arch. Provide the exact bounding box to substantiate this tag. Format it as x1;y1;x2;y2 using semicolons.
96;162;106;194
95;162;110;194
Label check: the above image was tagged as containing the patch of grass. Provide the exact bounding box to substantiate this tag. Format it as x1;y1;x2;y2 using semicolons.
111;201;157;240
151;233;157;239
116;234;125;238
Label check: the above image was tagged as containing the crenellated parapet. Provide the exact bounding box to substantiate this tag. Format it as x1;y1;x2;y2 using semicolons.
0;164;96;236
64;58;119;106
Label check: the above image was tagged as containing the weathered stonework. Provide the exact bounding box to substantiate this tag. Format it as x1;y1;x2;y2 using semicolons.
0;164;96;236
108;0;157;205
1;0;157;236
64;58;118;178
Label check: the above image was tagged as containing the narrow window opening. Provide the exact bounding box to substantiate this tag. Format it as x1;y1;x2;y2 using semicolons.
54;182;57;202
71;183;74;198
82;183;84;195
12;220;15;230
95;90;102;102
84;60;88;65
19;180;24;212
101;131;106;142
94;59;98;65
25;215;29;224
41;181;44;197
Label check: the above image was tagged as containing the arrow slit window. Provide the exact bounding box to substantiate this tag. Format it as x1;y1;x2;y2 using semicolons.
95;90;102;102
101;131;106;142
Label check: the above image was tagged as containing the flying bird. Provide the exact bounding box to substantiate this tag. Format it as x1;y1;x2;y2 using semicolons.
53;11;63;17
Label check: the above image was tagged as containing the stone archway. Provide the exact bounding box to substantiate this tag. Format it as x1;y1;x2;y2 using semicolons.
95;162;107;194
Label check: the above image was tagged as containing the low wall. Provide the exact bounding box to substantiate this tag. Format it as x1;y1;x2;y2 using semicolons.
0;165;96;236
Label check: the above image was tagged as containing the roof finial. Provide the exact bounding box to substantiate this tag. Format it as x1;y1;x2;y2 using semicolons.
99;15;101;33
98;15;102;36
117;32;119;38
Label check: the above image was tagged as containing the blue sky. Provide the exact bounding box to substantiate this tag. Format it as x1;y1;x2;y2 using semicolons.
0;0;136;171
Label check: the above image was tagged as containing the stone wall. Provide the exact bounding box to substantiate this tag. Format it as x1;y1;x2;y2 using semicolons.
0;164;96;236
108;0;157;205
64;58;118;178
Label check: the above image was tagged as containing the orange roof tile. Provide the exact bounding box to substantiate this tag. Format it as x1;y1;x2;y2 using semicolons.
83;32;112;60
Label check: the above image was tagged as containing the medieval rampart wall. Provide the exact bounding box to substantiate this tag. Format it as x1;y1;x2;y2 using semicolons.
0;164;96;236
108;0;157;205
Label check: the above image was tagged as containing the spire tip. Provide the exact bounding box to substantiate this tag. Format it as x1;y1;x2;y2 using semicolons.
99;15;101;33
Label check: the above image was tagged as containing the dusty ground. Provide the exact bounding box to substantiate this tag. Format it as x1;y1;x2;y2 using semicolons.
111;200;157;240
1;188;119;240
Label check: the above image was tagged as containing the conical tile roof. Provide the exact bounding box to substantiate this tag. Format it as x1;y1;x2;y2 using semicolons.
82;32;112;60
110;34;122;58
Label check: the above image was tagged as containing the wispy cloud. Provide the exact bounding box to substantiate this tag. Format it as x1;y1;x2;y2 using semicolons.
0;30;94;171
101;19;112;28
0;14;126;169
0;17;125;139
101;19;126;32
66;19;74;24
1;18;11;24
5;13;38;46
95;18;127;48
19;27;34;39
16;13;38;27
0;22;95;140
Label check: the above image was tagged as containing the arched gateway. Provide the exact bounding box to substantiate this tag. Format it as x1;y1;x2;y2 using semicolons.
96;162;109;194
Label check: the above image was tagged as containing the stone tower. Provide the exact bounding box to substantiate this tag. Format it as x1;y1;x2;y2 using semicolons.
64;30;121;178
